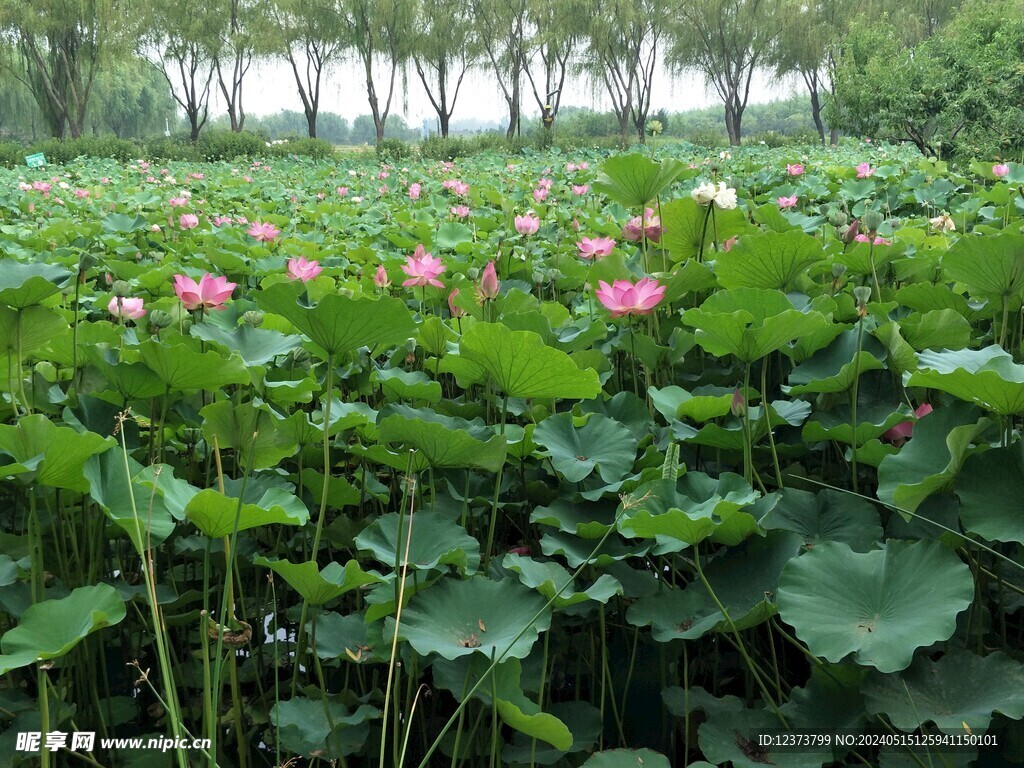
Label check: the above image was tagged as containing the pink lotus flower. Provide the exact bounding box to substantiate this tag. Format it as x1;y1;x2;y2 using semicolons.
508;544;532;556
247;221;281;242
374;265;391;289
572;184;589;196
477;261;500;301
993;163;1010;178
17;182;31;192
378;170;390;180
212;216;233;227
595;277;666;318
722;236;739;252
537;178;553;190
32;181;51;193
577;236;615;259
402;244;446;288
287;257;322;282
453;181;469;196
448;288;466;318
882;403;933;446
337;186;349;196
173;273;236;311
566;162;578;172
579;161;589;170
786;163;804;176
777;194;798;209
179;213;199;230
108;296;146;320
408;182;421;200
169;196;188;207
442;179;457;190
533;187;549;203
74;189;90;199
100;177;109;184
622;208;662;242
855;162;875;178
730;388;746;417
450;205;470;218
854;234;891;245
515;213;540;235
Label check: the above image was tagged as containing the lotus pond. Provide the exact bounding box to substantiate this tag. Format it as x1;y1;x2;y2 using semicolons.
1;144;1023;768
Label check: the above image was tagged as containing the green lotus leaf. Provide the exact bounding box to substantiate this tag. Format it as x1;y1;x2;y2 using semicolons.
309;612;386;662
185;487;309;537
89;345;166;400
529;499;616;539
759;488;882;552
460;322;600;400
776;540;974;672
190;321;300;366
0;261;73;308
398;577;551;660
502;701;603;763
943;232;1024;306
802;403;912;446
0;584;126;674
780;662;868;735
355;512;480;574
256;280;416;358
435;221;473;249
699;707;831;768
270;697;378;758
905;345;1024;416
877;401;990;514
683;288;830;363
539;530;649;568
592;153;686;208
713;230;825;291
138;337;250;391
580;749;671;768
0;305;68;358
785;328;886;394
618;475;762;547
370;368;442;403
502;553;622;607
0;414;114;492
660;196;749;263
957;441;1024;544
626;588;723;641
899;309;972;352
896;282;979;320
649;385;732;423
83;450;175;552
533;412;636;484
254;557;383;606
686;400;811;451
376;406;506;472
864;650;1024;734
200;400;298;470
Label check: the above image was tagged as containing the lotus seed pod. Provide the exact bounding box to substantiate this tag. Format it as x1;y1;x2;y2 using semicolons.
242;310;264;327
862;210;884;233
828;211;848;228
111;280;132;298
831;263;848;279
853;286;872;306
466;267;480;281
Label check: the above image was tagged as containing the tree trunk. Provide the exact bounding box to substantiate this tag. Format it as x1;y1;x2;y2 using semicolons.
189;112;202;142
375;118;386;143
440;113;450;137
724;104;739;146
809;88;825;144
830;127;839;145
305;108;317;139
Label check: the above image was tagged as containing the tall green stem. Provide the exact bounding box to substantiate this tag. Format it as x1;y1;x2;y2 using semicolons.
311;354;334;556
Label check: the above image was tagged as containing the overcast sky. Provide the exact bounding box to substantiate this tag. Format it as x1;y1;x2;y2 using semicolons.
221;57;795;125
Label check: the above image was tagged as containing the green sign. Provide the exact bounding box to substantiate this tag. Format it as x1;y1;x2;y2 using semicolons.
25;153;46;168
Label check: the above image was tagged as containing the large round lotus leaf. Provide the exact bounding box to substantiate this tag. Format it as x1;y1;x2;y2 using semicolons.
660;196;749;263
0;261;73;308
864;650;1024;733
649;385;733;423
905;345;1024;416
191;310;300;365
270;696;378;758
355;512;480;574
370;368;442;403
200;400;298;470
83;450;175;553
254;557;384;606
714;230;826;291
900;309;973;352
683;288;830;363
785;328;886;395
186;486;309;537
376;405;507;472
759;488;882;552
89;345;166;400
533;412;637;484
698;707;832;768
398;577;551;660
801;403;913;447
256;280;416;358
580;749;671;768
957;441;1024;544
530;498;617;539
502;553;622;608
310;612;387;663
776;540;974;672
592;153;686;208
877;401;990;515
626;587;722;641
0;413;114;492
943;232;1024;306
618;474;762;547
137;337;250;391
0;584;126;674
503;700;602;764
0;305;68;358
459;322;601;400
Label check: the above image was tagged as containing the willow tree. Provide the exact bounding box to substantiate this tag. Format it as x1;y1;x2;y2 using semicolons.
471;0;528;138
0;0;131;138
272;0;346;138
212;0;272;132
523;0;580;131
412;0;477;137
669;0;785;145
344;0;416;144
584;0;665;143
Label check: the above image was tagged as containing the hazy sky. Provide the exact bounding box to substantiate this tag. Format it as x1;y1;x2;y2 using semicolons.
222;57;794;125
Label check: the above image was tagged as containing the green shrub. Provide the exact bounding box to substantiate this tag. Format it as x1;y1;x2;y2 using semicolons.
144;135;202;162
196;130;269;161
419;135;470;161
266;137;335;160
0;142;25;169
376;137;413;161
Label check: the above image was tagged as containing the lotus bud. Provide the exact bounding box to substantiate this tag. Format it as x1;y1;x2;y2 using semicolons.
862;210;884;233
242;310;264;327
287;348;311;367
147;310;172;332
831;263;848;280
111;280;132;298
466;267;480;281
181;427;202;444
730;388;746;417
853;286;872;307
842;220;861;244
338;287;354;299
533;271;545;285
